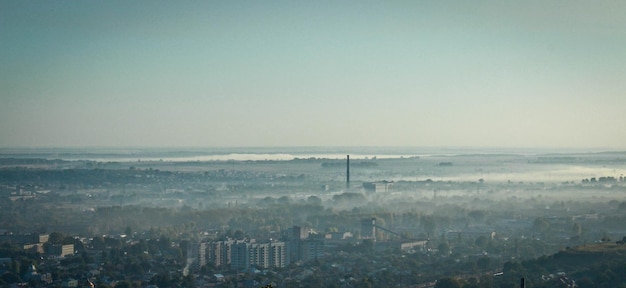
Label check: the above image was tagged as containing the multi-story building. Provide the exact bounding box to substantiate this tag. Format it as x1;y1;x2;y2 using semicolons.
0;233;48;246
361;218;376;240
301;239;324;262
48;244;74;258
250;242;270;269
199;239;289;271
363;181;393;193
198;242;207;268
230;240;251;270
270;241;287;268
205;239;233;268
286;226;309;263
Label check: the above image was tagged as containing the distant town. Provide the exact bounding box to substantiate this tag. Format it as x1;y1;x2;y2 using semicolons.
1;149;626;287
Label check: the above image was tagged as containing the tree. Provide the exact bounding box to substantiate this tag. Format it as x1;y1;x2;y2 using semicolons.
302;274;323;288
181;274;196;288
62;235;77;245
438;241;450;255
468;210;486;223
278;196;291;204
571;223;582;237
359;239;375;254
232;230;245;240
475;235;488;249
421;215;436;237
0;271;21;284
434;277;462;288
114;281;131;288
532;217;550;234
479;275;495;288
307;195;322;206
152;273;171;288
576;277;594;287
48;232;65;244
355;277;372;288
11;259;20;275
477;256;492;272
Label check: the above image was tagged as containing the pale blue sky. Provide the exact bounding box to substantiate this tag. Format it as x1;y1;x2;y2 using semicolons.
1;1;625;148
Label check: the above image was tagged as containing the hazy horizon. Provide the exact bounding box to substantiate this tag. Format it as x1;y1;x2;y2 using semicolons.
2;145;625;163
1;144;626;153
2;1;625;148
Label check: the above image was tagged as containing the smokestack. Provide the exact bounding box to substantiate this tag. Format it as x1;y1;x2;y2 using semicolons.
371;217;376;241
346;155;350;189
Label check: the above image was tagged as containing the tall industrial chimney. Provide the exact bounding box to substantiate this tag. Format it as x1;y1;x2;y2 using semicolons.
346;155;350;189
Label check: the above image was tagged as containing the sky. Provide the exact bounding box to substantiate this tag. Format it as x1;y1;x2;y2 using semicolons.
1;1;625;149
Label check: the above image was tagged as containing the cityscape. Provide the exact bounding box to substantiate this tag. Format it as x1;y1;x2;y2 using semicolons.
1;148;625;287
2;1;626;287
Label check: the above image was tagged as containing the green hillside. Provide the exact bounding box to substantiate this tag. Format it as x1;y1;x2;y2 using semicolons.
495;241;626;288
